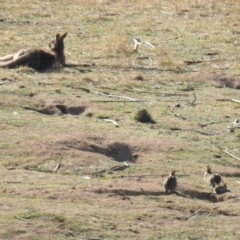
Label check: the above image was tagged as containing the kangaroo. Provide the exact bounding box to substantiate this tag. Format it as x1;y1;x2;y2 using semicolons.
0;32;67;72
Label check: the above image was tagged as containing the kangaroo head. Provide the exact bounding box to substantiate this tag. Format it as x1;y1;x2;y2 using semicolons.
49;32;67;51
171;170;176;176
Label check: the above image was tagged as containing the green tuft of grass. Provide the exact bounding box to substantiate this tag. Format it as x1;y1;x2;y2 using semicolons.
54;215;66;223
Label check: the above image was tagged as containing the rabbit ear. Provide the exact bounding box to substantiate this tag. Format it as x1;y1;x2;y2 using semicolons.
207;165;212;173
171;170;176;175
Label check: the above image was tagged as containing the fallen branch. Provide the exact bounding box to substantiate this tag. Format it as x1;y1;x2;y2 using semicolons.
232;99;240;104
0;80;8;85
224;150;240;161
194;130;214;135
133;38;155;51
198;121;216;128
53;163;61;173
91;91;136;101
189;93;196;105
79;87;137;101
171;128;216;136
110;164;129;171
103;119;119;127
174;114;187;120
228;126;240;129
185;208;201;221
228;119;239;129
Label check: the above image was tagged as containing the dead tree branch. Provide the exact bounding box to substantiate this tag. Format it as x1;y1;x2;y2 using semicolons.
198;122;216;128
53;163;61;173
79;87;137;101
91;91;136;101
224;150;240;161
174;114;187;120
103;119;119;127
171;128;216;136
0;80;8;85
232;99;240;104
185;208;201;221
133;38;155;51
189;93;197;105
228;126;240;129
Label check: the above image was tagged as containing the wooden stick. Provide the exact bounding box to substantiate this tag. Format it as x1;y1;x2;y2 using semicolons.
189;93;196;105
53;163;61;173
174;114;187;120
198;121;216;127
174;128;215;136
224;149;240;161
133;38;155;51
78;87;140;101
91;91;136;101
103;119;119;127
232;99;240;103
185;208;201;221
133;38;141;51
144;41;155;49
0;80;8;85
228;126;240;129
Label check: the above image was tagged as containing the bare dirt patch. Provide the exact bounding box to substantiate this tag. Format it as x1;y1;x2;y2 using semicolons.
23;96;86;116
15;133;183;174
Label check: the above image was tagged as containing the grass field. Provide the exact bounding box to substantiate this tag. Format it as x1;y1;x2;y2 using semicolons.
0;0;240;239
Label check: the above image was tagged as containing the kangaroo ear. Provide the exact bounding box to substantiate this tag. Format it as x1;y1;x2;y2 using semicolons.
61;32;68;39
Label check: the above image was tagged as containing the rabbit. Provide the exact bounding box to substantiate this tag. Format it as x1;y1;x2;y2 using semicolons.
204;165;222;188
214;181;229;194
163;170;177;193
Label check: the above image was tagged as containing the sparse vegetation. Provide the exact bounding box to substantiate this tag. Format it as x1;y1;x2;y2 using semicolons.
134;109;156;123
0;0;240;239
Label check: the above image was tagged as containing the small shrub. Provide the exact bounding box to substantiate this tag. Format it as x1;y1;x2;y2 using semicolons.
134;109;155;124
55;215;66;223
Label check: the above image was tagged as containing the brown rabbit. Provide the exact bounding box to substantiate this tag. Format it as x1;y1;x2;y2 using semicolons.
0;32;67;72
163;170;177;193
214;181;228;194
204;165;222;188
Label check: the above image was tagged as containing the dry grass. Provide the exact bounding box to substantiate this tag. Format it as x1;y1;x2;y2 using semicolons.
1;0;240;239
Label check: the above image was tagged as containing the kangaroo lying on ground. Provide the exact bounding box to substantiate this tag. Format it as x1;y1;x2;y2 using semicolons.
0;32;67;72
